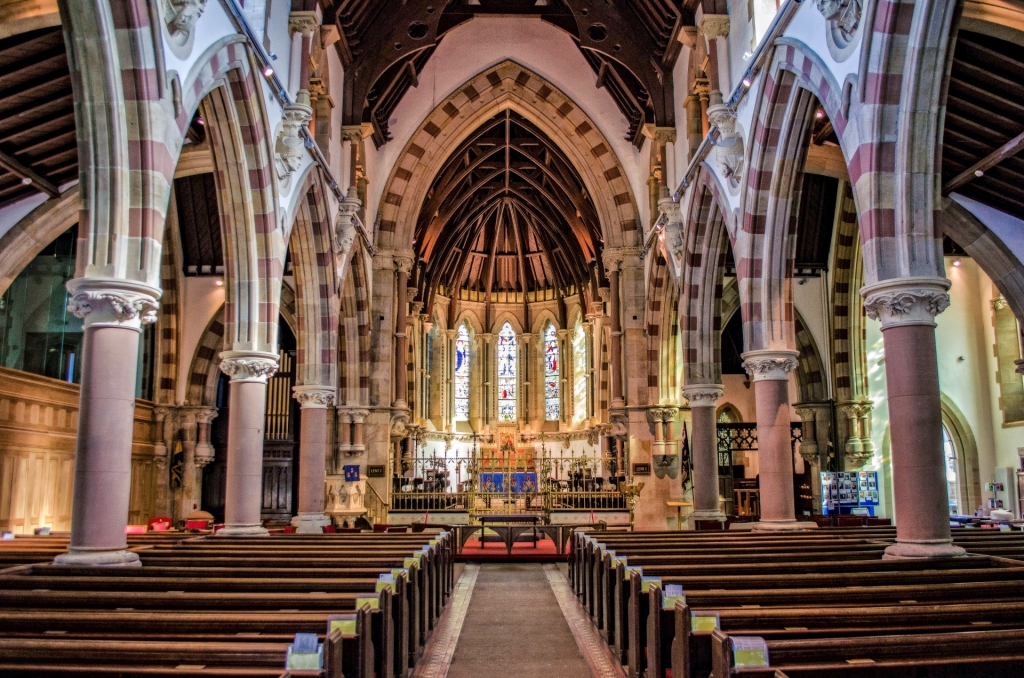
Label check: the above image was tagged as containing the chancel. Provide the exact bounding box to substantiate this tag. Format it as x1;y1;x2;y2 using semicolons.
3;0;1024;675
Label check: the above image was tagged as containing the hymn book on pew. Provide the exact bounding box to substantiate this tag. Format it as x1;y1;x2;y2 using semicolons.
285;632;323;671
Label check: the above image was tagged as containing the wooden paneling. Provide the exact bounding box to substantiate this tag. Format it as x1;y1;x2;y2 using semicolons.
0;366;158;534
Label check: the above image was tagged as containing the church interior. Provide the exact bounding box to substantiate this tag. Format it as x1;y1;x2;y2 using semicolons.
3;0;1024;675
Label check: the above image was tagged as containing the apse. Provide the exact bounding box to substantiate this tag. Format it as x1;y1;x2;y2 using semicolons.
412;109;604;321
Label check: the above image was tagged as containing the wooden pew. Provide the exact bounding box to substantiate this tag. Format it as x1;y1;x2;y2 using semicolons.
709;626;1024;677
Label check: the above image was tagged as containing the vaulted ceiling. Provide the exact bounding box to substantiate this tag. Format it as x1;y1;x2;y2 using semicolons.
0;26;76;209
941;29;1024;220
326;0;695;148
414;110;603;310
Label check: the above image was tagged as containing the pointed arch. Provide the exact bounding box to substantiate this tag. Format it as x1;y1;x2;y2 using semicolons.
339;245;371;406
793;311;826;404
375;61;640;252
289;174;338;388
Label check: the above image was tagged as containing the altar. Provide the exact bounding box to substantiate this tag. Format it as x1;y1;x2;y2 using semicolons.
479;472;538;493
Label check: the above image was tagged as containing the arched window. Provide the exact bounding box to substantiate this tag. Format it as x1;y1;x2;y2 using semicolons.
497;322;517;421
454;324;470;422
942;424;961;515
572;319;587;425
543;323;560;421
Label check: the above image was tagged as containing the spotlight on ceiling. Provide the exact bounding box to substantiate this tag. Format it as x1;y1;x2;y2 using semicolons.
215;278;224;286
263;66;274;77
742;77;752;88
815;109;825;119
974;169;984;178
953;258;962;267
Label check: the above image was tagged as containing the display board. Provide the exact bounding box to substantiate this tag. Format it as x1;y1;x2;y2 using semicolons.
821;471;879;515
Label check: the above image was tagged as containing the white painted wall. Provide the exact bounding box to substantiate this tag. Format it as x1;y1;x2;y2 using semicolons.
361;16;646;241
176;277;227;404
952;193;1024;271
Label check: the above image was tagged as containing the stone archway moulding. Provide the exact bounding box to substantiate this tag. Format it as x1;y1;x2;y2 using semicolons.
375;60;640;252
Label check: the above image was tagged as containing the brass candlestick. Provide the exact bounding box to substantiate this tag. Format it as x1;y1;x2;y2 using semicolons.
619;477;645;531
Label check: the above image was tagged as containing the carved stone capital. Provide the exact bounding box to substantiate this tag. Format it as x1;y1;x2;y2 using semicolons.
293;386;336;408
692;77;711;99
991;296;1008;312
164;0;208;45
658;194;683;225
741;349;799;382
194;407;219;425
276;102;313;184
683;385;724;408
219;350;279;384
394;255;415;275
288;10;319;38
335;186;362;255
861;277;950;329
646;406;678;424
699;13;730;39
66;278;161;331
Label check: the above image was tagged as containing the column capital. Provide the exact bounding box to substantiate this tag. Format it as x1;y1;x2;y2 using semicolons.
682;385;724;407
741;349;799;382
194;406;219;425
861;276;950;329
66;278;161;331
293;385;336;408
602;246;641;271
699;13;730;39
288;10;319;38
219;350;279;383
647;406;678;424
394;254;415;274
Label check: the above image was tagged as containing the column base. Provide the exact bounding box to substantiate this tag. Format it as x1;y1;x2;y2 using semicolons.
214;524;269;537
690;509;727;522
291;513;332;534
883;539;966;559
53;549;141;567
751;519;816;532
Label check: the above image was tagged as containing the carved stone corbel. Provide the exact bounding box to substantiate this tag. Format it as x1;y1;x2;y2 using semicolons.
275;102;313;186
164;0;208;46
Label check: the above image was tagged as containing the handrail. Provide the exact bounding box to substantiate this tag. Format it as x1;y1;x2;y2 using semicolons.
364;482;389;526
222;0;375;254
673;0;805;198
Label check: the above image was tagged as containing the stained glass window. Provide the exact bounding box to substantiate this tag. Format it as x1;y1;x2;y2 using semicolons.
544;323;560;421
497;322;517;422
454;324;470;422
572;320;587;425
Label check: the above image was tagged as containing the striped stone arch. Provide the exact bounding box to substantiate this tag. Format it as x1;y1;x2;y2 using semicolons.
680;170;735;388
374;60;640;251
339;245;371;406
737;41;845;354
831;183;869;403
186;307;226;407
199;62;284;355
644;250;681;405
289;174;338;388
154;229;180;406
793;311;826;403
850;0;958;284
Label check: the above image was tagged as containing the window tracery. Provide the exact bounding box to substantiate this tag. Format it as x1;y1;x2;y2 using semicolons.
454;324;470;422
572;319;587;426
497;322;517;422
544;323;560;421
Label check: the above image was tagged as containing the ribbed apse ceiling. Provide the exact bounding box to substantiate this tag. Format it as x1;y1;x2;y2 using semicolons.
415;110;602;313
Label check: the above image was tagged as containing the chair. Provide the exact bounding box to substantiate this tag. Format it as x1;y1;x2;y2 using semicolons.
322;525;337;534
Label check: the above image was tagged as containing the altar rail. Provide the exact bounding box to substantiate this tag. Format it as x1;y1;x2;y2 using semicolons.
389;489;627;521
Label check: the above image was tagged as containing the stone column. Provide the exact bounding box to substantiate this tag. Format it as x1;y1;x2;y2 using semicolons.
351;409;368;450
393;258;412;410
216;350;279;537
606;260;624;409
152;407;173;518
794;405;825;514
293;386;335;533
55;279;159;567
685;385;726;522
557;329;570;426
863;277;965;558
741;349;808;531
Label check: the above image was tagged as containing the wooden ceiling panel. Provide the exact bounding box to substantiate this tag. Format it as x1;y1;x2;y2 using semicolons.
942;29;1024;219
0;25;74;207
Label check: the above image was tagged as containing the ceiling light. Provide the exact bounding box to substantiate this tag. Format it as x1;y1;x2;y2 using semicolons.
196;117;204;126
742;77;752;88
20;177;31;185
263;66;274;77
974;169;984;178
814;109;824;119
953;258;962;267
742;51;754;61
215;278;224;286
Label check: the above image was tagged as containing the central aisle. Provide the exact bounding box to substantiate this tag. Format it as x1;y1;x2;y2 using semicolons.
445;563;592;678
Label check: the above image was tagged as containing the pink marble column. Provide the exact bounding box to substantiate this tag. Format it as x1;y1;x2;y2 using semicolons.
292;386;335;533
863;278;965;558
55;279;159;566
215;350;279;537
742;350;808;531
684;385;726;522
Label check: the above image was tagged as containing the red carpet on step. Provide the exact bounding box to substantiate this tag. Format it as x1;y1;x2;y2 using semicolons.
456;536;565;562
